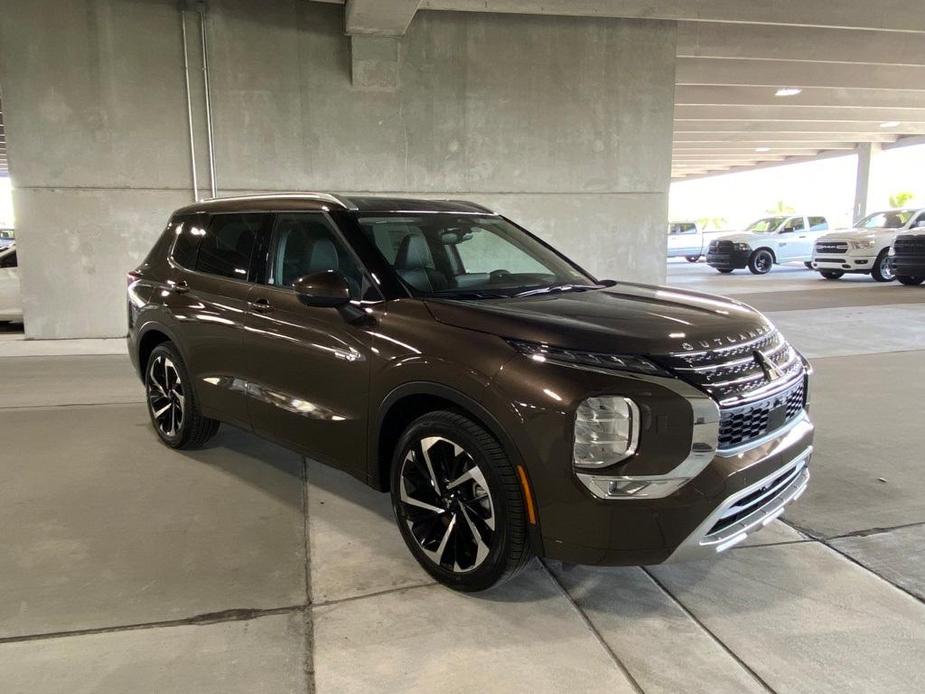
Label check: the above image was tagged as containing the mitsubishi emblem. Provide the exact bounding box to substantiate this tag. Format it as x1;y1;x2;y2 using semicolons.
754;350;784;382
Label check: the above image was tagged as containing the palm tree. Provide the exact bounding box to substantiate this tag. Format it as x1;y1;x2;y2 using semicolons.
889;191;915;208
696;216;727;231
766;200;795;214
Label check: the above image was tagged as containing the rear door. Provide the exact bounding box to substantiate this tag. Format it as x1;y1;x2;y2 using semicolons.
243;212;376;478
163;212;268;428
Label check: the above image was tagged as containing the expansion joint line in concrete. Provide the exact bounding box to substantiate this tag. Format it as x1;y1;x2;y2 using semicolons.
302;457;316;694
817;540;925;606
540;560;646;694
640;567;778;694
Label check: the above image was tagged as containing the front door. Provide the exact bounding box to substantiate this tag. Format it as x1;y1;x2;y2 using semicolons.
776;216;807;261
243;212;376;479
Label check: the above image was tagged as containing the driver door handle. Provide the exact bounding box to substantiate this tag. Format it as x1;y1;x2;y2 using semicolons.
248;297;273;314
173;280;189;294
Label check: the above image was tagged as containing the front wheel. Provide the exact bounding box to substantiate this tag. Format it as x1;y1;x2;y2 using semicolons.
145;343;220;449
804;262;814;269
390;411;533;592
871;249;895;282
819;270;844;280
748;249;774;275
897;275;925;286
685;255;700;263
715;267;734;274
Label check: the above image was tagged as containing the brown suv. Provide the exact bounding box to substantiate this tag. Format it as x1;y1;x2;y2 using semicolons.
128;194;814;591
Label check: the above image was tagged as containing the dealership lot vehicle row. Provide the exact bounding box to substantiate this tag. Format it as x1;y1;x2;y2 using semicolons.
1;266;923;693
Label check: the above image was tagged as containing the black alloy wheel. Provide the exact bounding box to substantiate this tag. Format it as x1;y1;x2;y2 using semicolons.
391;411;532;591
748;249;774;275
145;343;220;449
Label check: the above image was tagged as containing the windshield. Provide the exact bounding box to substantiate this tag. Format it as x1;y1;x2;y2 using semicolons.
745;217;787;233
856;210;914;229
357;214;595;298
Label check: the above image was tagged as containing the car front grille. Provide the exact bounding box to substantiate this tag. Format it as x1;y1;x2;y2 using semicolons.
709;240;734;254
717;380;805;449
894;236;925;257
815;241;847;254
658;328;807;450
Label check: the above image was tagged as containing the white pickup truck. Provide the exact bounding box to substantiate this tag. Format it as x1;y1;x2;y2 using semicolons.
811;208;925;282
0;244;22;323
667;221;706;262
705;215;830;274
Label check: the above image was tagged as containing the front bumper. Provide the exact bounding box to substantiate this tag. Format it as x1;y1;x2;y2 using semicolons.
706;248;750;270
890;255;925;277
812;251;875;273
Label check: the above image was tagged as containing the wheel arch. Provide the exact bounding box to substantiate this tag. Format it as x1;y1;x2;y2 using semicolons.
753;246;777;263
371;382;526;494
134;321;187;382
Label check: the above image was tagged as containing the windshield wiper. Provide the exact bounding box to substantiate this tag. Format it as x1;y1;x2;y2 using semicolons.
514;283;603;297
429;290;509;300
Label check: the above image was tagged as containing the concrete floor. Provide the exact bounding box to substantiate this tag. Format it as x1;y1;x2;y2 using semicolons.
1;260;924;693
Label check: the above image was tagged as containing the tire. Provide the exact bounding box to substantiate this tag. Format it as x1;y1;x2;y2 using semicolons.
897;275;925;286
390;410;533;592
804;262;813;269
144;342;220;449
748;249;774;275
870;249;895;282
819;270;844;280
685;255;700;263
716;268;734;274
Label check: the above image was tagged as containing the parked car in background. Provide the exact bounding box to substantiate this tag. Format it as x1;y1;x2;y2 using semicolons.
811;208;925;282
0;244;22;323
667;221;704;262
0;228;14;250
706;215;829;275
889;217;925;285
127;194;813;591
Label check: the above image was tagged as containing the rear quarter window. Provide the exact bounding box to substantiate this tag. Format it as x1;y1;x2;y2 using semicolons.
170;215;206;269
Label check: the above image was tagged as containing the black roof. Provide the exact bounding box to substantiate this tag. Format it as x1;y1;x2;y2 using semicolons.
174;193;494;216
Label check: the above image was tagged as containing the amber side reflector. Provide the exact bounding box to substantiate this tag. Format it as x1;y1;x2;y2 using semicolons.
516;465;538;526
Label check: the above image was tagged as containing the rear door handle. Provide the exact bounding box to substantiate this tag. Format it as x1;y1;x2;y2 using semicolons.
248;297;273;313
173;280;189;294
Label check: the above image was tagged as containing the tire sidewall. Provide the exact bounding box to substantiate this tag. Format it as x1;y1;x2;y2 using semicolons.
871;249;895;282
145;343;192;448
749;249;773;274
389;413;518;591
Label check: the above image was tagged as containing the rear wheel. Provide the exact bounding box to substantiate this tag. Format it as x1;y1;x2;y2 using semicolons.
819;270;844;280
871;249;895;282
145;343;220;449
804;262;813;269
748;249;774;275
897;275;925;286
685;255;700;263
716;268;734;274
390;410;532;591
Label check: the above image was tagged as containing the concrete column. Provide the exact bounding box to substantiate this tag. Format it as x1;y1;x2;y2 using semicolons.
853;142;881;222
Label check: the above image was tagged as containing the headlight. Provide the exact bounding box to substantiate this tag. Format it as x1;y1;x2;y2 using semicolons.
849;239;876;250
573;396;639;468
733;242;751;251
888;246;896;257
509;340;666;376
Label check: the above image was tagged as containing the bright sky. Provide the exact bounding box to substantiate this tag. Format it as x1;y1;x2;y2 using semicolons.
669;143;925;232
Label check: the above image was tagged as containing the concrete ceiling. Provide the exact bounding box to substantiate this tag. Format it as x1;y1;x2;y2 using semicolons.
326;0;925;179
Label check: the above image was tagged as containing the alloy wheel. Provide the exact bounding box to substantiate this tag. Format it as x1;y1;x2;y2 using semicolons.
398;436;496;573
756;253;771;273
147;353;185;438
880;255;895;281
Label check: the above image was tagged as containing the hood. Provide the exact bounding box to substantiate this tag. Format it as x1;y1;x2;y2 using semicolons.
712;232;767;245
820;227;901;241
425;283;772;356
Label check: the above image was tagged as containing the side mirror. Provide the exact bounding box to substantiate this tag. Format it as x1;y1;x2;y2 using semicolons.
914;219;925;229
292;271;351;308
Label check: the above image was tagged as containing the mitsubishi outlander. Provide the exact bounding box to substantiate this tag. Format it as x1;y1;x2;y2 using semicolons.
128;194;814;591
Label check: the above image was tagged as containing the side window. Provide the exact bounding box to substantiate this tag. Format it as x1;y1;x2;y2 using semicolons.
0;250;16;268
913;212;925;228
808;216;828;230
781;217;804;233
271;213;366;298
195;214;262;280
170;216;204;269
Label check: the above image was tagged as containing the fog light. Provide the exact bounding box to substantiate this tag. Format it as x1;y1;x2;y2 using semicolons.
573;396;639;468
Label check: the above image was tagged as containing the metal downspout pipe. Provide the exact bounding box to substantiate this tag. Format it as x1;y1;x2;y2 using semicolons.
180;1;217;201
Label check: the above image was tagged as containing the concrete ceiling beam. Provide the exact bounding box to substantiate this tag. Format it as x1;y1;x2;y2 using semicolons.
344;0;421;36
675;105;925;123
677;22;925;65
677;57;925;91
674;132;897;142
675;85;925;109
674;121;925;134
416;0;925;33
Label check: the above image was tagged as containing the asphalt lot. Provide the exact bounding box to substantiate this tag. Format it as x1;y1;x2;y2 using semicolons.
1;259;923;693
